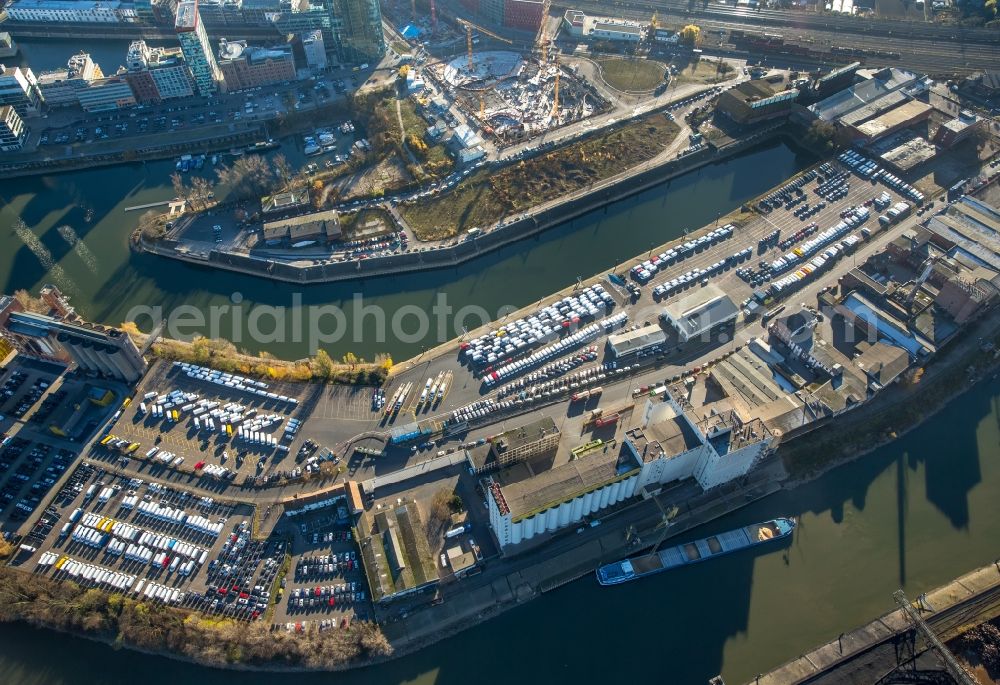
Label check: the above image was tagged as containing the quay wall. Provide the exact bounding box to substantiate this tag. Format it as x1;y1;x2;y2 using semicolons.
0;127;266;179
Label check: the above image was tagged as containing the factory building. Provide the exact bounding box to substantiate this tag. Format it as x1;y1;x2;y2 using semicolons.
466;417;560;475
484;398;772;550
217;40;296;91
715;80;799;125
933;110;986;149
0;65;41;117
850;99;932;144
175;0;225;96
35;53;103;108
3;311;147;383
260;210;342;247
0;105;27;151
6;0;125;23
606;323;666;358
660;284;739;343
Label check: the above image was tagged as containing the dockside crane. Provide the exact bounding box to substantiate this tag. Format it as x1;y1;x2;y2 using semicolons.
892;590;976;685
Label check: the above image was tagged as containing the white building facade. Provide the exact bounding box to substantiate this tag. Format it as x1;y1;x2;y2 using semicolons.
7;0;124;23
486;471;641;549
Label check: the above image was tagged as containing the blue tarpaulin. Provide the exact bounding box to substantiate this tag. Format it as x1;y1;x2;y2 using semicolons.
401;24;422;39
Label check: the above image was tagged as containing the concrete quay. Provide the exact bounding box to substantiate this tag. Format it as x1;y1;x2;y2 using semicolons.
380;454;786;651
746;561;1000;685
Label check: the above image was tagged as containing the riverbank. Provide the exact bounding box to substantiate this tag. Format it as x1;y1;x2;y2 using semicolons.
137;123;787;286
0;564;393;672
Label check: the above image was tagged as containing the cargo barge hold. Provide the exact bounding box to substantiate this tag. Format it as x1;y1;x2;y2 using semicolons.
596;517;796;586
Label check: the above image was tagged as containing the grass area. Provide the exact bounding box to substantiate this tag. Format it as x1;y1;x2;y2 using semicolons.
673;58;733;85
401;112;681;240
396;97;454;182
340;207;397;239
390;40;411;56
597;58;667;92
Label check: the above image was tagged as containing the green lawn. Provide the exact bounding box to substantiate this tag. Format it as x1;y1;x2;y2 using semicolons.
598;58;667;92
401;112;681;240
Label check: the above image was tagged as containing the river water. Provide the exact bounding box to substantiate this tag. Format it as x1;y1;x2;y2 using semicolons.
3;39;999;685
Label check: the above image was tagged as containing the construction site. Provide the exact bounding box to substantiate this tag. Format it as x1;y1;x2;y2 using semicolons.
424;16;609;144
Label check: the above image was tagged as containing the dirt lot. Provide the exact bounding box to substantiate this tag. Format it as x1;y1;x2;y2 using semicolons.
401;112;681;240
672;57;735;85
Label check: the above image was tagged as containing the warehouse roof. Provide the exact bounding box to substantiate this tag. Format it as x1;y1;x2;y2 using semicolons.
661;284;739;341
854;100;931;139
497;448;639;522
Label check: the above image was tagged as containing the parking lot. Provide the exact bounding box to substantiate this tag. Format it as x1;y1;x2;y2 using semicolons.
0;360;123;535
626;159;912;315
90;360;329;488
270;509;374;629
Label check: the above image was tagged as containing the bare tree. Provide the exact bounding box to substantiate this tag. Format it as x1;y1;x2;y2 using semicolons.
190;176;214;209
170;172;189;203
272;153;294;191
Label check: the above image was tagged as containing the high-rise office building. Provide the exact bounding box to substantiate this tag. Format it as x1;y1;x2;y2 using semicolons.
328;0;384;64
175;0;224;96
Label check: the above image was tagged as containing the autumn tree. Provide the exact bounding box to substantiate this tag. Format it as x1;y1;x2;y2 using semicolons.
679;25;702;47
311;348;335;378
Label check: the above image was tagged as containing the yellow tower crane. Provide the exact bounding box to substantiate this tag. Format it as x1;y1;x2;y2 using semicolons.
455;17;513;73
551;59;560;121
536;0;551;63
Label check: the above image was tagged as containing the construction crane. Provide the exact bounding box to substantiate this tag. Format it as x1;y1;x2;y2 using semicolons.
551;67;560;120
892;590;977;685
536;0;551;63
456;17;513;72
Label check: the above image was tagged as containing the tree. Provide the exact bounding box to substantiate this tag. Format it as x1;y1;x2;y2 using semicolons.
190;176;214;209
272;153;294;191
341;351;359;369
311;349;335;378
170;172;189;203
803;119;838;152
679;25;702;47
137;210;166;242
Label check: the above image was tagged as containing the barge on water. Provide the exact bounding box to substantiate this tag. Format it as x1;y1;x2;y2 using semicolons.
596;517;795;586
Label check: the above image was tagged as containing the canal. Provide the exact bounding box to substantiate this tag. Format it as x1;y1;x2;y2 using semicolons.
0;378;997;684
1;137;811;362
